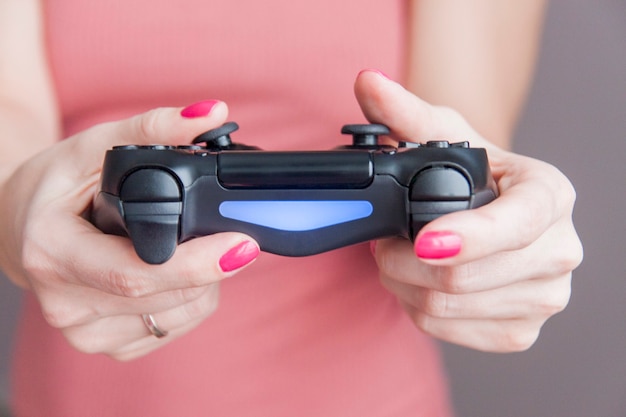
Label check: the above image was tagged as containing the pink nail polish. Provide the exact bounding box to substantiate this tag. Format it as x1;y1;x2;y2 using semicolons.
180;100;220;118
415;231;462;259
219;241;260;272
358;68;391;80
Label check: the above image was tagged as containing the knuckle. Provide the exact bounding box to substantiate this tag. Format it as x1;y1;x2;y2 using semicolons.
498;328;540;353
542;298;569;317
63;328;105;355
561;234;584;273
418;290;452;318
402;304;440;339
537;276;572;318
103;270;152;298
546;222;584;276
65;334;99;355
513;196;547;249
182;285;220;321
135;109;162;142
563;177;578;208
39;305;71;329
409;311;433;336
36;288;100;330
435;264;478;294
546;163;577;209
39;300;87;329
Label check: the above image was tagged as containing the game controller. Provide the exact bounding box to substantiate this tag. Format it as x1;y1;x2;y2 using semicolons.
92;122;498;264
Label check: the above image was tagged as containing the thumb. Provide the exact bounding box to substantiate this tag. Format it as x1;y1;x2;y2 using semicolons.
111;100;229;146
61;100;229;176
354;70;482;146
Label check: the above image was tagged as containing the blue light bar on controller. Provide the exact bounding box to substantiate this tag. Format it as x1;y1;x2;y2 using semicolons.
219;200;374;231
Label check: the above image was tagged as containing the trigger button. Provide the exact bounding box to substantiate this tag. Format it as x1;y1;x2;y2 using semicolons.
410;167;471;201
425;141;450;148
120;169;181;202
118;169;182;265
451;141;470;148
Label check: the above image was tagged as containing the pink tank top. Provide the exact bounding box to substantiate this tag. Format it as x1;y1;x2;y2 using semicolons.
11;1;453;415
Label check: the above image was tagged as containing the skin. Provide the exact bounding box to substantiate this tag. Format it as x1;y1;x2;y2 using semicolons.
0;0;582;359
357;70;582;352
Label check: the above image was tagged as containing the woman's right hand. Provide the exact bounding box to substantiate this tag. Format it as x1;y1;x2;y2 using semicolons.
0;100;259;360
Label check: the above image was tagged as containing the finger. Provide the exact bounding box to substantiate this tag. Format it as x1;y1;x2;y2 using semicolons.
73;232;259;297
400;302;548;353
23;101;229;219
354;70;578;266
354;69;484;146
61;284;219;357
33;208;259;296
28;192;258;327
109;315;208;361
415;154;579;266
58;100;229;179
374;216;581;293
34;280;213;329
381;272;572;321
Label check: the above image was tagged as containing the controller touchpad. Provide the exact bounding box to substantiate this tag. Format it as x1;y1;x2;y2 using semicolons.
218;152;373;189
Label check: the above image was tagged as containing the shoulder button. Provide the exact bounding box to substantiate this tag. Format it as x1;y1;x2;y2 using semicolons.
410;167;470;200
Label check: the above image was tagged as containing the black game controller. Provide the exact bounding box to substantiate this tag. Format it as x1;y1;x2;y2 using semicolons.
92;122;498;264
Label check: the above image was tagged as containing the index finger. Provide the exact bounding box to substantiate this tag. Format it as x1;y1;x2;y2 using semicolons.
63;221;257;298
416;151;577;265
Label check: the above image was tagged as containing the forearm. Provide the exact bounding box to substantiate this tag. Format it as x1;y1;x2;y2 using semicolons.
0;0;60;182
0;102;60;183
405;0;547;148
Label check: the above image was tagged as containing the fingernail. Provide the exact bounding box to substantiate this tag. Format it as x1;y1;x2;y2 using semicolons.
181;100;221;118
415;231;462;259
219;241;260;273
358;68;391;81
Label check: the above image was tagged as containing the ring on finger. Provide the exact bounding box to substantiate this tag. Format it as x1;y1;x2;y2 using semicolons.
141;313;168;338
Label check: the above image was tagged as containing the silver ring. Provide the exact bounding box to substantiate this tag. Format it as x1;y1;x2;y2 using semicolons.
141;314;168;338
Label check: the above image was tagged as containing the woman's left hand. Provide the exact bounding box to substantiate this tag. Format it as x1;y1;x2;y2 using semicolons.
355;70;583;352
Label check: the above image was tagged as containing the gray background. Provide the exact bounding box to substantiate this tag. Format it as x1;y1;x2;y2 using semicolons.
441;1;626;416
1;1;625;416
